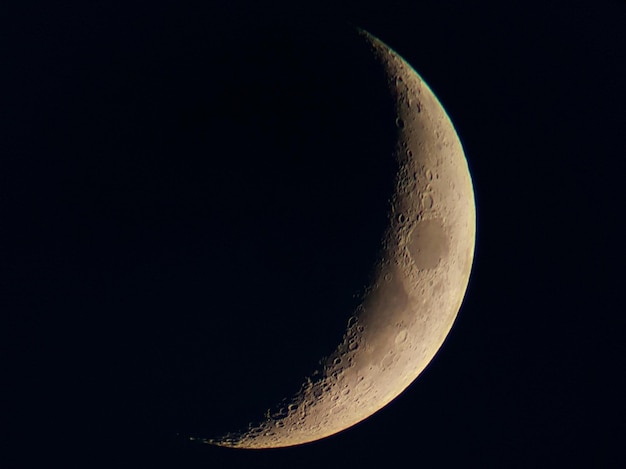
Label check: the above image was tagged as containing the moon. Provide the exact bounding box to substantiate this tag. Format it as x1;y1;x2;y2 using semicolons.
198;29;476;449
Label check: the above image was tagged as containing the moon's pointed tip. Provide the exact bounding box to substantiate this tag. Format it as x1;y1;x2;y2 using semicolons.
190;434;247;449
352;28;388;56
354;26;374;41
184;434;221;446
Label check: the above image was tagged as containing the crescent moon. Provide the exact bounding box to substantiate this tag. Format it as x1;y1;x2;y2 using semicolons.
198;29;476;449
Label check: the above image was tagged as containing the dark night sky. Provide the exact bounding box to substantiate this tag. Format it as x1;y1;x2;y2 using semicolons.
3;1;625;467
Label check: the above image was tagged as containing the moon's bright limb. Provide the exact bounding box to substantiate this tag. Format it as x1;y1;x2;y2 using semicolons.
201;29;476;449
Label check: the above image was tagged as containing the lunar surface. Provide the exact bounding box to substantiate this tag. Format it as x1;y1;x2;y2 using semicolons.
198;29;476;449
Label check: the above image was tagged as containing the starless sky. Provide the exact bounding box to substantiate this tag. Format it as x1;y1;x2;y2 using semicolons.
3;1;625;468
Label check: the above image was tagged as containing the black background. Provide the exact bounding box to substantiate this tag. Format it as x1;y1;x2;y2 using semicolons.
3;1;625;467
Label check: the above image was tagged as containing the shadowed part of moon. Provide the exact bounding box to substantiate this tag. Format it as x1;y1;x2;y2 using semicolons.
409;218;449;270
